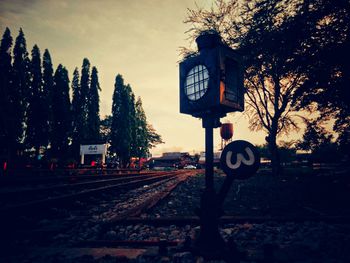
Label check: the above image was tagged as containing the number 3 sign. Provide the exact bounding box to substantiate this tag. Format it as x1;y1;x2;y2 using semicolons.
220;140;260;179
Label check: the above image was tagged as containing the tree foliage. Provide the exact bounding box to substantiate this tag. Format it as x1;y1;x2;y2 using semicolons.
146;124;163;150
71;59;102;154
26;45;49;155
86;66;101;141
12;28;30;146
80;58;90;142
111;75;132;166
295;0;350;156
110;75;163;166
42;49;54;147
51;65;71;157
134;97;164;158
0;28;13;156
71;67;82;152
297;120;332;152
127;85;137;158
0;27;160;166
100;115;112;143
296;120;343;163
134;97;148;158
184;0;350;173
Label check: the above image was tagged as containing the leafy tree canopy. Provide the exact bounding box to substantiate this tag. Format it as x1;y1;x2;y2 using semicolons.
184;0;350;172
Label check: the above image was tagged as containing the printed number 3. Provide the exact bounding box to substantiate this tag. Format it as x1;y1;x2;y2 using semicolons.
226;147;255;169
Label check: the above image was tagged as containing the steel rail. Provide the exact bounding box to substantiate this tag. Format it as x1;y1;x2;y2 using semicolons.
0;173;163;199
0;170;157;186
102;171;194;223
107;215;350;225
0;172;183;217
75;239;180;248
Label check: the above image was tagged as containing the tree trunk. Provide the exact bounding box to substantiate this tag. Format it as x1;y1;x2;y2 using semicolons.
266;132;281;176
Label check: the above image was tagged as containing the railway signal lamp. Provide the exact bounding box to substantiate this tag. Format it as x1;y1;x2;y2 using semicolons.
179;30;248;260
179;30;244;118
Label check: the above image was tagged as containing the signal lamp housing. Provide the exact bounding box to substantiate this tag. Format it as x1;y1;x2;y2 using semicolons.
179;31;244;118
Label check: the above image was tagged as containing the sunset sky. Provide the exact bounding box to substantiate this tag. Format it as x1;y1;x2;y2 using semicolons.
0;0;302;156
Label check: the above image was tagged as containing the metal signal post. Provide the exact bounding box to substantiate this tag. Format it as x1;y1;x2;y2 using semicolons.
193;115;226;259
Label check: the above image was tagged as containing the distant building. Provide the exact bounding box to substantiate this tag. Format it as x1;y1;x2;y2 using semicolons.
198;151;222;168
149;152;195;169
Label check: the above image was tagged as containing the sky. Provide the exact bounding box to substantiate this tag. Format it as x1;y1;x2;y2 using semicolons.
0;0;302;156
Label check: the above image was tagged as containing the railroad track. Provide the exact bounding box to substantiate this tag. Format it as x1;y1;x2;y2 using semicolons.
0;170;197;218
0;169;198;261
0;172;166;207
0;169;154;188
1;168;349;263
105;215;350;226
98;170;197;222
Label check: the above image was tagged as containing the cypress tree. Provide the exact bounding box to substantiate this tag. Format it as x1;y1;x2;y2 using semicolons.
71;67;82;154
26;45;48;156
87;66;101;141
110;75;162;166
134;97;163;161
0;28;13;158
12;28;30;148
111;74;123;157
80;58;90;142
134;97;148;161
42;49;54;147
125;85;136;158
51;65;71;158
111;74;129;166
121;84;135;166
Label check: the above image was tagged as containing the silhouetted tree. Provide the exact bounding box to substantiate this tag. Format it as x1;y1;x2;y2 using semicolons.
42;49;54;146
80;58;90;142
297;120;342;163
184;0;350;174
71;67;82;156
111;75;123;163
134;97;148;159
146;124;163;150
86;66;101;141
110;75;133;167
294;0;350;158
107;93;163;164
134;97;163;159
26;45;48;156
0;28;13;158
297;120;332;152
127;85;137;159
12;28;30;149
51;65;71;158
